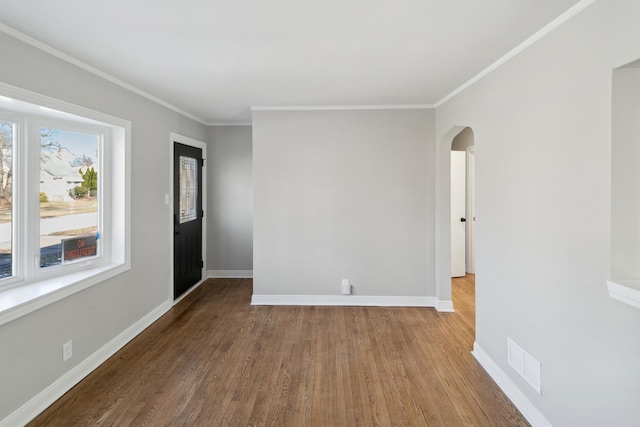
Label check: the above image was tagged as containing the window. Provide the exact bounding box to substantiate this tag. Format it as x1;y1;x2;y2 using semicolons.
0;120;14;279
1;115;110;283
179;156;198;223
39;127;101;269
0;83;129;325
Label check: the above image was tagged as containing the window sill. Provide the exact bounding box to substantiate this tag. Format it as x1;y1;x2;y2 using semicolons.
607;280;640;310
0;263;129;326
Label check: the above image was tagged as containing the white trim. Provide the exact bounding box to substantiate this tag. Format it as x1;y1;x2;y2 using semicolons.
0;264;129;327
0;23;208;126
435;299;455;312
0;300;171;427
208;270;253;278
434;0;600;107
251;294;436;307
607;280;640;309
208;122;252;127
251;104;434;112
0;0;600;127
0;82;130;128
169;133;207;301
472;342;553;427
170;132;207;151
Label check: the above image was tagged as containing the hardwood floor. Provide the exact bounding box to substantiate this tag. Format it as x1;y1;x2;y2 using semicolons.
29;276;529;426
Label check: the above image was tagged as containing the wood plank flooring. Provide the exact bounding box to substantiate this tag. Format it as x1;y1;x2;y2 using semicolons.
29;275;529;426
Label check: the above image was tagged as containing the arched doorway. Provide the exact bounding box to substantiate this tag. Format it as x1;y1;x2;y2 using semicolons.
435;126;475;312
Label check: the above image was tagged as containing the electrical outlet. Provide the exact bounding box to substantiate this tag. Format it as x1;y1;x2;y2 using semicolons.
341;279;351;295
63;340;73;362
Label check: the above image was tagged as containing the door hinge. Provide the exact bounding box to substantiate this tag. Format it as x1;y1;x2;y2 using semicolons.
201;260;204;269
201;210;204;218
200;158;204;167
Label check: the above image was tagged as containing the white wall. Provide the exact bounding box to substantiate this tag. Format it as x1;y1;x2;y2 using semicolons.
253;109;435;298
436;0;640;425
206;126;253;273
0;32;207;420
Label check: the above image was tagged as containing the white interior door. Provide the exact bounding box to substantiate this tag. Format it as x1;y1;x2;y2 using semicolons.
466;147;475;274
451;151;466;277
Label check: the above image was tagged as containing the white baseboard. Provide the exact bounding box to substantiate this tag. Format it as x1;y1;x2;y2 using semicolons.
207;269;253;278
0;300;172;427
472;342;552;427
251;294;436;307
435;299;455;312
173;278;206;305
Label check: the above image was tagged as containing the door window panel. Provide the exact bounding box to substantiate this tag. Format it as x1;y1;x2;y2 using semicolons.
179;156;198;223
39;128;99;268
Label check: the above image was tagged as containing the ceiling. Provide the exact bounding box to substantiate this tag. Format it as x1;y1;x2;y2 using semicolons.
0;0;582;124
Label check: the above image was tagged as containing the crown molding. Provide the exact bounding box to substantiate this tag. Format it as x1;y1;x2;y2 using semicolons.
251;104;435;112
1;0;601;126
0;22;209;126
434;0;600;108
207;122;252;127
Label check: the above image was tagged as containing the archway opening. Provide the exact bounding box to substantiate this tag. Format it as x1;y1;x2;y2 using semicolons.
435;126;475;313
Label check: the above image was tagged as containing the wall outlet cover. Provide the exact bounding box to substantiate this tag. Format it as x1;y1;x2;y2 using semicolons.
62;340;73;362
341;279;351;295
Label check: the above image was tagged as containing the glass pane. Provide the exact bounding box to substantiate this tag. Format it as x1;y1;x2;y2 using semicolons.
40;128;99;268
0;121;13;279
179;156;198;223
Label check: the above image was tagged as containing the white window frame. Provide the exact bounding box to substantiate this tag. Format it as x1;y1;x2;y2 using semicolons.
29;119;109;279
0;82;130;326
0;113;21;285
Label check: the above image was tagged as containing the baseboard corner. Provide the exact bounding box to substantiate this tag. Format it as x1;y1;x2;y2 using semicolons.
435;299;454;312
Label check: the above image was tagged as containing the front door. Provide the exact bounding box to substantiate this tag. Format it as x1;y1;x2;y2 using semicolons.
174;142;203;299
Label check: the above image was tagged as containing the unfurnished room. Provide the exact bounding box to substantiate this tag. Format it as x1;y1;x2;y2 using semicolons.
0;1;639;426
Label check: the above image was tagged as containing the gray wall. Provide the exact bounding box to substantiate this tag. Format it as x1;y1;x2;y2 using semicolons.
436;0;640;425
206;126;253;272
253;109;434;296
0;33;207;419
611;65;640;280
4;0;639;424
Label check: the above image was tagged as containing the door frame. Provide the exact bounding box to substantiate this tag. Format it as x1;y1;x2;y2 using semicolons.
169;132;207;303
466;146;476;274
